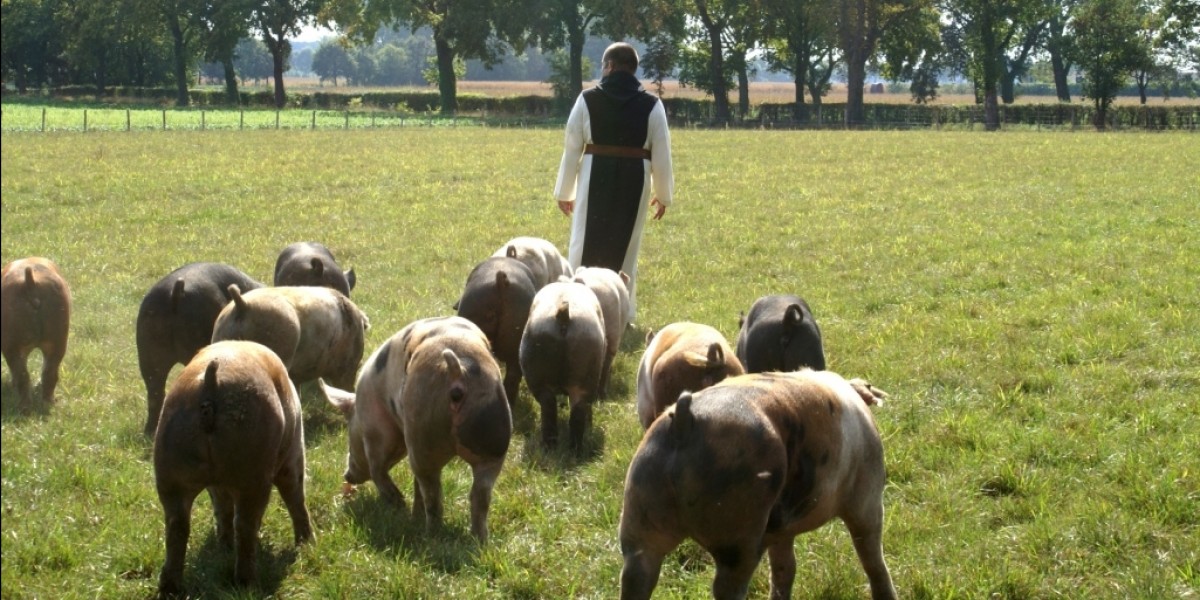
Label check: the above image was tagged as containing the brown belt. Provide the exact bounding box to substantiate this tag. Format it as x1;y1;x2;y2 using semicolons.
585;144;651;160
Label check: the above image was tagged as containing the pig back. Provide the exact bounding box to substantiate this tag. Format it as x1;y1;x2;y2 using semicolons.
456;257;537;364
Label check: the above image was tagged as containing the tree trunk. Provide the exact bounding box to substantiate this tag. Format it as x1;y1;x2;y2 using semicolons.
844;55;866;127
1000;71;1016;104
736;60;750;118
222;56;239;105
263;31;289;109
1048;17;1071;102
169;17;190;107
566;9;585;101
434;33;457;115
696;5;730;123
792;54;808;123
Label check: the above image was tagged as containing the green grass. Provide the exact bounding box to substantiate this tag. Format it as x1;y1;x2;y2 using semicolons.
2;128;1198;598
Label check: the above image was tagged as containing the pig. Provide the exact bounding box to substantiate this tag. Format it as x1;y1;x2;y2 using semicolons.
492;236;572;290
137;262;264;436
519;281;606;450
619;369;896;600
273;241;356;296
569;267;630;398
211;285;367;391
455;252;538;404
635;322;744;430
154;340;313;595
736;295;826;373
322;316;511;542
1;257;71;406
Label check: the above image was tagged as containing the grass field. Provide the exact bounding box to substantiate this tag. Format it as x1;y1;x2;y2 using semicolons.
1;127;1198;599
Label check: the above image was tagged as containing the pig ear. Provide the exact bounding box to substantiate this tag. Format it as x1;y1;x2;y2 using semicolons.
645;329;656;344
310;257;325;277
345;268;356;291
319;380;356;417
848;378;888;406
618;271;630;286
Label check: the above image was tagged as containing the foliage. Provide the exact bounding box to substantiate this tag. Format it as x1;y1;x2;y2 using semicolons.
1072;0;1150;128
2;127;1199;598
312;40;353;85
545;49;592;105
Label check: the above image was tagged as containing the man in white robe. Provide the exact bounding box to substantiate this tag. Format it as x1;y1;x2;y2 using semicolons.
553;42;674;326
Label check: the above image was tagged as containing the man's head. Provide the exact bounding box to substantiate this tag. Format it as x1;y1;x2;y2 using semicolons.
602;43;639;75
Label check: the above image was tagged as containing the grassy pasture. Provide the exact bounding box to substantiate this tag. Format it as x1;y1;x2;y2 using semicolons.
1;128;1198;599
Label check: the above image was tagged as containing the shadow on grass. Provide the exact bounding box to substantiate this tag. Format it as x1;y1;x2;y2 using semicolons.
297;380;348;446
341;493;481;575
0;381;54;423
176;529;301;599
517;406;607;473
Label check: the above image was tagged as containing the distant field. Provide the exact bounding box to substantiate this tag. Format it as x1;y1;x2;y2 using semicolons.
2;128;1198;598
277;77;1200;106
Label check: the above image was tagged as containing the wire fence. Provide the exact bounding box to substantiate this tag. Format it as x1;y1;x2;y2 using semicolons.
2;103;1197;133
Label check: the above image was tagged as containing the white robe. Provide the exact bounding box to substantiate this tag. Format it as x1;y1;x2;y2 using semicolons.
552;93;674;323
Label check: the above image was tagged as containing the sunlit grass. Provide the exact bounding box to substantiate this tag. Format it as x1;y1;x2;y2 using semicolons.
2;128;1198;598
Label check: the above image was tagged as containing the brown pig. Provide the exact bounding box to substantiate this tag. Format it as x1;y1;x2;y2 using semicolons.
619;369;896;600
211;285;367;391
1;257;71;406
635;322;744;430
323;316;511;542
154;340;313;595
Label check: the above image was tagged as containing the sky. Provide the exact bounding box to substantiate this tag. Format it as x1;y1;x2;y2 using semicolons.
293;24;337;43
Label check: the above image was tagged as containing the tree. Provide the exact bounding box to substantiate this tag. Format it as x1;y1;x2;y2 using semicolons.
1132;0;1200;103
198;0;254;104
1072;0;1148;129
235;38;274;84
326;0;531;115
941;0;1051;130
2;0;67;92
836;0;931;127
157;0;203;106
763;0;840;122
253;0;325;108
1044;0;1080;102
312;39;352;84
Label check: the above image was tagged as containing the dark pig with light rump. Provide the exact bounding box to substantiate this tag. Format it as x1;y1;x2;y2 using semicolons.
455;250;538;404
520;281;606;450
619;369;896;600
137;262;264;435
323;317;511;542
273;241;356;296
1;257;71;407
154;340;313;595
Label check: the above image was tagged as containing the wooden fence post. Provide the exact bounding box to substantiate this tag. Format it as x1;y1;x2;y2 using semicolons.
240;111;244;130
275;110;280;129
41;108;47;132
311;110;316;130
344;111;349;130
83;109;88;132
162;110;167;130
201;111;206;131
127;109;131;132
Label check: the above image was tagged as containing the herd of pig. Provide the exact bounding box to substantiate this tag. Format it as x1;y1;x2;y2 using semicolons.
1;240;897;600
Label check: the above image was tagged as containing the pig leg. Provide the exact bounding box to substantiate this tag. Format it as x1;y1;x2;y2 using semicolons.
599;351;616;400
209;487;236;548
157;487;198;596
766;539;797;600
535;389;559;448
709;542;761;600
843;506;897;600
468;459;503;543
140;355;171;436
365;434;407;508
274;457;314;544
232;484;271;587
39;343;65;404
410;463;444;532
618;537;672;600
503;367;522;406
568;391;593;451
4;348;32;406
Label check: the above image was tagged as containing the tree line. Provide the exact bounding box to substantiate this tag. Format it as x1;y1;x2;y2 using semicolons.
2;0;1197;130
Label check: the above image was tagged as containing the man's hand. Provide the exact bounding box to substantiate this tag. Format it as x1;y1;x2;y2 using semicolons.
651;198;667;220
558;200;574;217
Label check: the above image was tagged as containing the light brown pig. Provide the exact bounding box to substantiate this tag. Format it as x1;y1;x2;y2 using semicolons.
154;340;313;595
569;267;630;398
323;316;511;542
1;257;71;406
635;322;743;430
211;285;367;391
